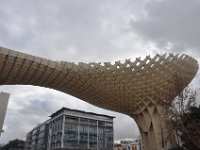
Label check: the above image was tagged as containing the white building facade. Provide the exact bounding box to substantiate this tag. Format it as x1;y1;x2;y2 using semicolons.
26;107;115;150
0;91;10;136
47;107;115;150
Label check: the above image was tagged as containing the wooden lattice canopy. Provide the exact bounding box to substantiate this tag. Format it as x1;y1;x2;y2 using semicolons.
0;46;198;115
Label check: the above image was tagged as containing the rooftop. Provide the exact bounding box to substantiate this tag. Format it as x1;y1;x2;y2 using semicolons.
50;107;115;119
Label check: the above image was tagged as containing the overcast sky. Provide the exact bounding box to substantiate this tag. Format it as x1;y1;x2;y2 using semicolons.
0;0;200;144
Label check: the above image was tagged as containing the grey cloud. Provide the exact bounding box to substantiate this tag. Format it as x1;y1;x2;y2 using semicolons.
0;0;148;62
131;0;200;55
114;114;139;140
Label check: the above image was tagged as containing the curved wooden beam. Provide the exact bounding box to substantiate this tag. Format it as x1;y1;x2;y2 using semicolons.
0;46;198;150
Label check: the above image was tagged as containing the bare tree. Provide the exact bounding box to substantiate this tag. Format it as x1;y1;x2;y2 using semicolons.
168;86;200;150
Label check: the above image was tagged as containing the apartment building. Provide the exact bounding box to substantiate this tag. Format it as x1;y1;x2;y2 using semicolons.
26;107;115;150
48;107;114;150
26;120;49;150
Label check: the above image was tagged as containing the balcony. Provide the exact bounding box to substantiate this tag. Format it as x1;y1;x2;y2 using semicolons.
80;140;87;144
89;133;97;136
64;138;78;142
79;131;88;135
64;130;77;134
89;141;97;145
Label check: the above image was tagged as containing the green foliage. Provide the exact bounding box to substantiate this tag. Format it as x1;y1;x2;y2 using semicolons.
0;139;25;150
180;106;200;150
172;106;200;150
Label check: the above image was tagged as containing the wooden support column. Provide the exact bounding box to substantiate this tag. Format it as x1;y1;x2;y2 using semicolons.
133;104;174;150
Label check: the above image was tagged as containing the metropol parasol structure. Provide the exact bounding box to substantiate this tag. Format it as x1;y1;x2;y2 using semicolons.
0;46;198;150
